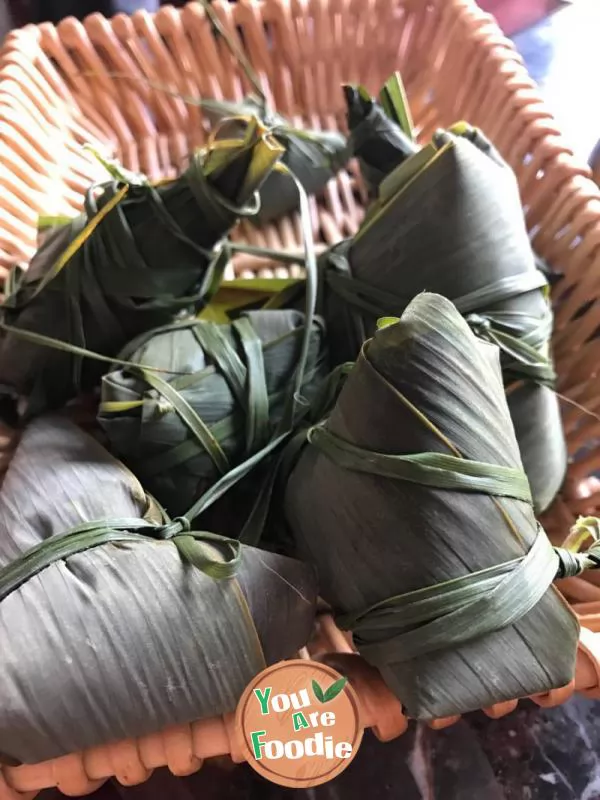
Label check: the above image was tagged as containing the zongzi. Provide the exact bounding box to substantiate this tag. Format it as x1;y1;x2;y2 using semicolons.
284;293;579;720
343;76;418;197
0;414;317;764
98;309;328;518
320;131;566;513
200;96;349;224
0;118;284;418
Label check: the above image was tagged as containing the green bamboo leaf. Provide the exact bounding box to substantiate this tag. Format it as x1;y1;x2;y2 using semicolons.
0;414;319;763
99;311;328;521
379;72;414;141
200;95;348;224
0;127;285;419
377;316;400;330
357;85;372;104
312;679;325;703
321;129;566;515
38;215;74;231
82;144;149;187
343;82;418;197
203;115;285;202
323;677;348;702
285;292;578;722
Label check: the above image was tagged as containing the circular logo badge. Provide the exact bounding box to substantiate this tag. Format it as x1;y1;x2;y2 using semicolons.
236;659;364;788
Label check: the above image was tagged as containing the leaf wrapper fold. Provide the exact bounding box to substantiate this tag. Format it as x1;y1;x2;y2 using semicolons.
0;125;282;418
201;96;349;224
344;83;418;196
284;293;578;719
319;134;566;512
99;309;329;520
0;415;317;764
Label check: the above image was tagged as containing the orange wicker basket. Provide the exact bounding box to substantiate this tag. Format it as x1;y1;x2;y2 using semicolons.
2;0;600;796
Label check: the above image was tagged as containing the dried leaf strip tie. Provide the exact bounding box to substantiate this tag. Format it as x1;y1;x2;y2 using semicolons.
284;293;578;719
99;311;328;518
198;96;350;224
323;259;556;388
319;132;565;513
99;165;324;525
0;416;318;764
0;118;282;418
309;423;596;668
0;517;243;602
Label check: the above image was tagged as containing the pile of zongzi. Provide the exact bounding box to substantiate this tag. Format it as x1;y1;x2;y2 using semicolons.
0;415;317;764
0;62;586;764
319;95;566;513
284;293;579;720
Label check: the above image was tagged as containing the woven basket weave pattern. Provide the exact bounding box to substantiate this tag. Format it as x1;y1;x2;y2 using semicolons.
2;0;600;796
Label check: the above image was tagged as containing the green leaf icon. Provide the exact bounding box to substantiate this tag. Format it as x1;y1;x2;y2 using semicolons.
312;679;325;703
312;676;348;703
323;677;348;702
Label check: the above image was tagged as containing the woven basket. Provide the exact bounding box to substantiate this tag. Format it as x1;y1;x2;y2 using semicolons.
2;0;600;796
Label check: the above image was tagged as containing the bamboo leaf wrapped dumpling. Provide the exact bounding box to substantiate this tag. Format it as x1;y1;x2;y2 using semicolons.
284;294;579;720
200;96;349;224
0;118;284;419
98;310;328;518
0;415;317;764
343;78;418;197
320;132;566;513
